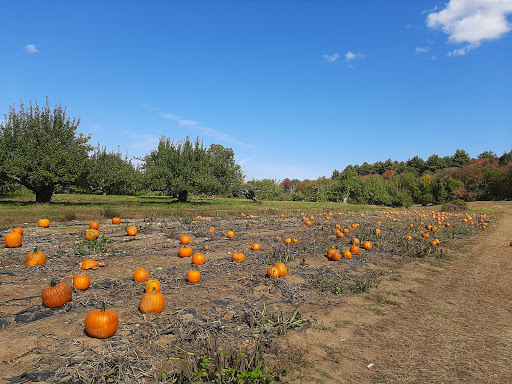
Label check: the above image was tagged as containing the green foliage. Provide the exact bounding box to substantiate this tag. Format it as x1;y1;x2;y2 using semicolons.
0;98;92;202
87;144;141;195
244;179;281;201
143;136;243;202
451;149;472;168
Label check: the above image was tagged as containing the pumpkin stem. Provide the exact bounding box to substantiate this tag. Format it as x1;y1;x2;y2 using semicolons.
100;302;106;312
152;286;157;293
50;278;60;287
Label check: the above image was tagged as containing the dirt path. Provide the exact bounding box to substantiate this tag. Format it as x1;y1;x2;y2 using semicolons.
281;202;512;383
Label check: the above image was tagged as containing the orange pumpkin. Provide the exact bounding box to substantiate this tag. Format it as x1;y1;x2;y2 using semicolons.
80;259;100;270
330;251;341;261
139;287;165;313
251;243;261;251
267;267;280;278
179;246;193;258
336;231;344;238
73;274;90;290
375;228;381;235
127;226;138;236
227;231;235;238
327;248;337;259
25;248;46;266
208;227;215;233
284;238;292;245
187;270;201;283
293;238;299;244
145;279;161;293
350;245;360;255
343;250;352;259
133;268;150;282
305;220;312;226
191;253;206;265
12;227;24;235
85;229;99;240
5;231;22;248
89;222;100;230
38;219;50;228
112;217;122;224
351;238;360;245
342;228;350;234
275;262;288;277
362;241;372;250
85;303;118;339
232;252;245;262
42;279;72;308
180;235;191;245
406;235;413;241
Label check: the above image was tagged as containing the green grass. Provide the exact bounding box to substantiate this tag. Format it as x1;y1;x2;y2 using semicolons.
0;193;386;228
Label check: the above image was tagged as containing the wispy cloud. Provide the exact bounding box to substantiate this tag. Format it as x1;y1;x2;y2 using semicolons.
125;132;160;150
427;0;512;56
143;104;252;148
415;46;430;53
345;51;365;62
322;53;340;62
25;44;39;53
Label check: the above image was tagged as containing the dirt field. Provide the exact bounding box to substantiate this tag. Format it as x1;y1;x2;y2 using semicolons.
0;202;510;383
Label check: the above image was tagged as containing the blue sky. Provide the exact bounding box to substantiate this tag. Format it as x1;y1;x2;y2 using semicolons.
1;0;511;180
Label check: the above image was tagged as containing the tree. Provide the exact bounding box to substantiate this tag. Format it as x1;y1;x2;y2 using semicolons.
478;151;498;160
88;144;140;195
143;136;243;201
499;149;512;166
426;154;445;173
0;99;91;203
406;155;426;175
451;149;471;168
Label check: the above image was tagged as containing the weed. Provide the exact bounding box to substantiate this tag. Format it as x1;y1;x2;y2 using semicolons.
334;320;352;328
75;236;114;255
345;278;380;294
249;306;310;335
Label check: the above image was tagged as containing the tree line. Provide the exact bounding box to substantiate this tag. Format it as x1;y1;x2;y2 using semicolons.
1;99;511;206
0;99;243;202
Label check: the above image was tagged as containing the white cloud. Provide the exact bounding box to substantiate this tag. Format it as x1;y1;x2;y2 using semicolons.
415;46;430;53
178;120;200;127
427;0;512;55
322;53;339;62
161;113;179;120
25;44;39;53
345;51;365;62
125;132;160;150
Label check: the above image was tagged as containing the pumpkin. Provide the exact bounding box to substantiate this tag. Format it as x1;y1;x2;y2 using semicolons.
327;248;336;259
208;227;215;233
191;253;206;265
42;279;72;308
187;270;201;283
275;262;288;277
351;238;360;245
421;233;431;239
89;222;100;230
232;252;245;262
227;231;235;238
343;250;352;259
12;227;24;235
25;247;46;266
336;231;344;238
145;279;161;293
5;231;22;248
85;229;99;240
85;303;119;339
284;238;292;245
350;245;360;255
331;251;342;261
38;219;50;228
375;228;381;235
133;268;150;282
180;235;191;245
293;238;299;245
251;243;261;251
127;226;138;236
305;220;312;226
179;246;193;258
112;217;122;224
362;241;372;250
80;259;100;270
267;267;280;278
342;228;350;234
309;216;315;220
139;287;165;313
73;274;90;290
406;235;413;241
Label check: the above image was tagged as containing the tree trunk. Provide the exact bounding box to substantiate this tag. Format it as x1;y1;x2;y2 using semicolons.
35;187;54;203
177;190;188;202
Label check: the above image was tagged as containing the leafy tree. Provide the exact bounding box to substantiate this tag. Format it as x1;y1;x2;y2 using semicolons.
0;99;92;203
478;151;498;160
451;149;472;168
426;154;445;173
244;179;281;200
499;149;512;166
432;178;448;204
143;136;242;201
406;155;426;175
88;144;140;195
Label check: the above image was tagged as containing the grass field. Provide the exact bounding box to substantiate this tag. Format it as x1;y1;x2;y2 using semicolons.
0;193;386;228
